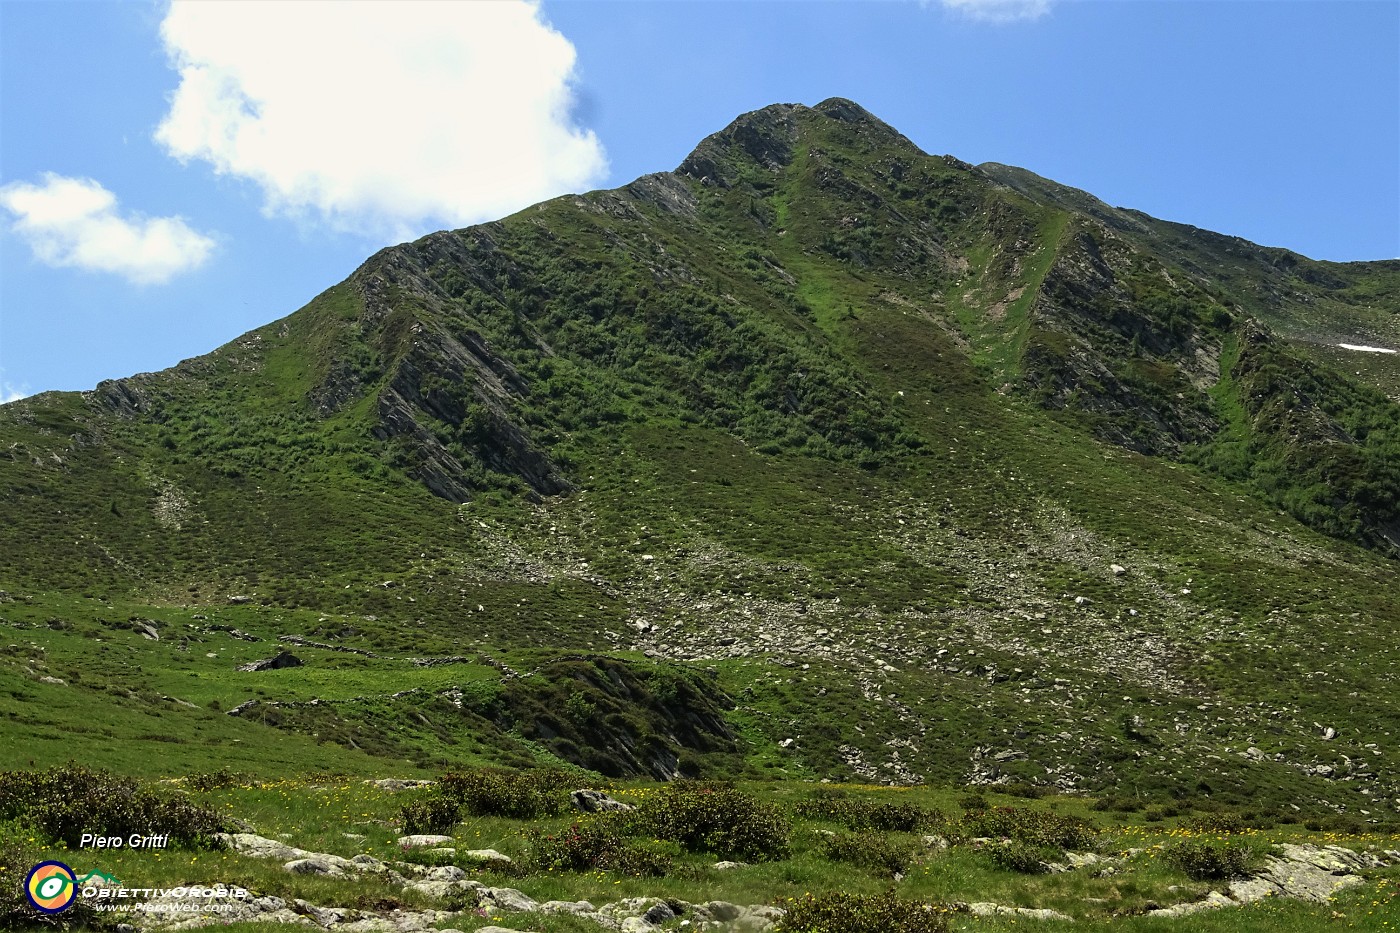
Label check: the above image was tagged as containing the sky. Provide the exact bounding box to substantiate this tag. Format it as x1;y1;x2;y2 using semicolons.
1;0;1397;402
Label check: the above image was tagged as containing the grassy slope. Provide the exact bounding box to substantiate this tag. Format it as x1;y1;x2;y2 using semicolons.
0;101;1397;823
5;774;1396;932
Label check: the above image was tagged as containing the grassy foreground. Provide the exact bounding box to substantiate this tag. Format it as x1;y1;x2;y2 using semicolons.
2;766;1396;932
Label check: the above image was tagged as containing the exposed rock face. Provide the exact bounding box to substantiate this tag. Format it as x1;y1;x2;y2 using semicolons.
89;377;156;419
1146;843;1389;918
396;834;454;848
235;651;303;672
969;902;1075;922
493;657;738;779
344;239;572;503
571;789;636;813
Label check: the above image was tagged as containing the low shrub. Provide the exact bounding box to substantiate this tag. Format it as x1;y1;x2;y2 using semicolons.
399;795;460;835
0;765;227;848
1183;813;1244;834
984;840;1052;874
1160;837;1260;880
775;891;950;933
636;783;788;861
525;817;672;877
952;807;1095;852
957;792;990;811
185;768;247;792
795;796;939;832
820;832;918;878
436;768;571;819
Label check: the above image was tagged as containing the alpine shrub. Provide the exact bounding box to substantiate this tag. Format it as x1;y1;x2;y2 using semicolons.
820;832;919;877
0;765;227;848
775;891;950;933
399;794;461;835
984;840;1052;874
795;796;938;832
951;806;1095;852
1161;837;1259;880
436;768;571;819
636;782;788;861
1183;813;1245;834
525;817;672;877
185;768;247;792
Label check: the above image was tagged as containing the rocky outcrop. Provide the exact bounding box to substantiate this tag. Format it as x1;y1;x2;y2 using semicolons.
235;651;303;673
492;657;738;779
371;324;570;503
160;835;786;932
1145;843;1389;918
571;789;636;813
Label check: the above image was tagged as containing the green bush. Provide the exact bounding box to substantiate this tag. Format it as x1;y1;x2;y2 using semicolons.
185;768;247;792
525;817;672;876
795;795;938;832
984;840;1052;874
820;832;918;878
436;768;571;819
775;891;950;933
1160;837;1259;880
1183;813;1244;834
957;792;990;811
635;783;788;861
0;765;227;848
399;795;460;835
952;807;1095;852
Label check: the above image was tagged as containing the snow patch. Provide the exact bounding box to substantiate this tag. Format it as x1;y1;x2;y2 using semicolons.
1337;343;1397;354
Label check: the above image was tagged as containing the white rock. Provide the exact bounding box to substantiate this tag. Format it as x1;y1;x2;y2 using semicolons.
397;834;454;848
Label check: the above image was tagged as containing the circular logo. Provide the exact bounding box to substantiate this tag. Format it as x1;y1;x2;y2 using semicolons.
25;861;77;914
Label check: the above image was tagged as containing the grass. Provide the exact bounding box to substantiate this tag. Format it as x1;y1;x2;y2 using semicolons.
4;769;1396;931
0;100;1398;835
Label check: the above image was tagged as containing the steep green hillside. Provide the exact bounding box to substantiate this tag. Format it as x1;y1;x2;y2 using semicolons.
1;100;1397;822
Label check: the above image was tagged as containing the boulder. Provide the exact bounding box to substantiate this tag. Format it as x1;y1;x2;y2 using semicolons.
571;788;636;813
236;651;303;672
397;834;454;848
969;902;1074;921
540;900;598;916
1146;890;1234;917
283;856;351;876
404;879;483;901
369;779;434;791
462;848;512;864
482;887;539;912
216;832;310;862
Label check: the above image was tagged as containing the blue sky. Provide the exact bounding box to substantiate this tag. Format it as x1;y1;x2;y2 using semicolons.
1;0;1396;401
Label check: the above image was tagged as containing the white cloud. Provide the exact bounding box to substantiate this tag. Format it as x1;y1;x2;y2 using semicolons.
0;174;215;285
1;369;30;404
939;0;1052;23
155;0;608;240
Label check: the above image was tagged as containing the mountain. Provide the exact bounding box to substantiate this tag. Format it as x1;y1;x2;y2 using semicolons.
1;99;1397;819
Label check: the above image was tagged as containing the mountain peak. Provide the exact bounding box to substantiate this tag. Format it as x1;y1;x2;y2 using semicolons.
677;97;916;188
811;96;880;124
